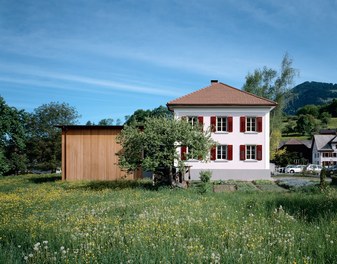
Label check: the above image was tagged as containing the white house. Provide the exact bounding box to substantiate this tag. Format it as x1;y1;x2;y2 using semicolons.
167;80;277;181
312;134;337;167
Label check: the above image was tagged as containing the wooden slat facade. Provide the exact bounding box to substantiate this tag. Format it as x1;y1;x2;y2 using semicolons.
60;126;142;181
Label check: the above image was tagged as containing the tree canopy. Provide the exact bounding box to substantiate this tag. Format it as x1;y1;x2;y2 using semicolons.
125;105;173;125
117;117;215;185
26;102;80;172
243;53;298;159
0;96;28;175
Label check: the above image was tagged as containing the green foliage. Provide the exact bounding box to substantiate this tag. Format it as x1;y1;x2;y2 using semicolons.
98;118;114;125
117;117;215;184
199;170;212;183
320;99;337;117
295;114;319;136
320;112;331;127
273;148;301;167
282;120;296;136
27;102;80;171
198;170;212;194
296;104;319;118
125;105;173;125
270;129;282;160
320;167;327;190
243;54;298;158
0;150;10;175
0;96;28;175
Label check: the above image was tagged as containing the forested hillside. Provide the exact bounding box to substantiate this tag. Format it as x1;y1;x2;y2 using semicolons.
285;81;337;114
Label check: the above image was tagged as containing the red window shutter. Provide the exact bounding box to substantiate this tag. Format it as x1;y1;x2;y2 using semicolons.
227;116;233;132
198;116;204;131
240;116;246;132
257;145;262;160
181;146;187;160
257;117;262;132
240;145;246;160
210;116;216;132
227;145;233;160
210;146;216;161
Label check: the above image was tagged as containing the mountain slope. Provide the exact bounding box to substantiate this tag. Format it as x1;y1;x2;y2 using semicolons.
285;81;337;114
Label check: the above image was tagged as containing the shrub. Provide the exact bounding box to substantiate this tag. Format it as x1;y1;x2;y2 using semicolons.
198;170;212;194
320;167;327;190
199;170;212;183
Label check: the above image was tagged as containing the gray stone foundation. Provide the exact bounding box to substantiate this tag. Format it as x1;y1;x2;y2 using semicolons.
189;169;272;181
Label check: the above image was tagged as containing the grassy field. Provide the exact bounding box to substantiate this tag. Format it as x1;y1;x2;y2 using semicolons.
1;174;337;263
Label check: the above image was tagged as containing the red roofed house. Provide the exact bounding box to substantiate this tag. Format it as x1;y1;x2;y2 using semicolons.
167;80;277;180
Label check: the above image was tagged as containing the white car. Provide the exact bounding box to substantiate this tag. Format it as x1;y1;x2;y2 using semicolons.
305;164;322;174
285;165;305;173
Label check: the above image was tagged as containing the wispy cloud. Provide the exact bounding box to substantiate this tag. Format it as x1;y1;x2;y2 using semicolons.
0;63;181;97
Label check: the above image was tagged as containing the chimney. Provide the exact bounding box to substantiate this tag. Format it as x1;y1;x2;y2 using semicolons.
211;80;218;84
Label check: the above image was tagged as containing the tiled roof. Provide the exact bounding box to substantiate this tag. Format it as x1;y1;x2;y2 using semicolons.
279;138;312;149
167;81;277;108
284;138;304;145
313;135;336;151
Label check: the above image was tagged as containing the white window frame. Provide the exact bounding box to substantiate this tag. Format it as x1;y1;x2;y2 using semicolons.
216;117;228;132
217;145;228;160
246;117;257;132
246;145;257;160
188;116;198;127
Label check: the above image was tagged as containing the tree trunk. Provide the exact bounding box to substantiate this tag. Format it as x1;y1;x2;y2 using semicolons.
169;166;174;186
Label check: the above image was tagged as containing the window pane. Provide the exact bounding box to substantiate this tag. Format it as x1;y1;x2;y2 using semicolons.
217;145;227;159
246;117;256;132
188;116;197;126
217;117;227;132
246;145;256;160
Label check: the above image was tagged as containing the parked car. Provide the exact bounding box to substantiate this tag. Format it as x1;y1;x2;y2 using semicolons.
285;165;305;173
305;164;322;174
326;165;337;176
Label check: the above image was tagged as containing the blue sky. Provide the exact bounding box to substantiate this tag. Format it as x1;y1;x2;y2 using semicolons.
1;0;337;124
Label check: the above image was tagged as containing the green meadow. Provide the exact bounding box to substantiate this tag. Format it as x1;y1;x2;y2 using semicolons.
1;174;337;263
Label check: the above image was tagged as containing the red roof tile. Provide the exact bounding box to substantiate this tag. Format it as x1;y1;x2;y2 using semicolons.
167;81;277;108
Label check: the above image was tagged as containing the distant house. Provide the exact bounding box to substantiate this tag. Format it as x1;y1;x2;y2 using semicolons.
167;80;277;181
312;135;337;167
279;138;312;164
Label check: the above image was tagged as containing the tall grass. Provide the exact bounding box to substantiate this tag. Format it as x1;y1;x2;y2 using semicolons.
1;174;337;263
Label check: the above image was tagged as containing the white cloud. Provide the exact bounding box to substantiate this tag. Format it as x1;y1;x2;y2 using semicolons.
0;63;181;97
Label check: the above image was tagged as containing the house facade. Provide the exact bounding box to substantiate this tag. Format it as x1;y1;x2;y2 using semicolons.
312;134;337;167
167;80;277;181
278;138;312;164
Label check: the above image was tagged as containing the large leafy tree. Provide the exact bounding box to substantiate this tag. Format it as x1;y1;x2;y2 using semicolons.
0;96;28;175
27;102;80;172
125;105;173;125
117;117;215;185
295;114;319;136
243;53;298;159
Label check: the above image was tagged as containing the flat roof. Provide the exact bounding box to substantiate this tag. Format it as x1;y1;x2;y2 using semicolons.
56;125;124;130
